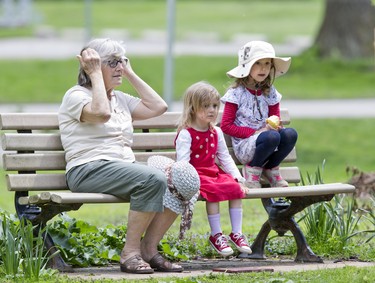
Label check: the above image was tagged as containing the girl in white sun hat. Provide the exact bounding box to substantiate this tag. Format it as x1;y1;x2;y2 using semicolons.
221;41;298;189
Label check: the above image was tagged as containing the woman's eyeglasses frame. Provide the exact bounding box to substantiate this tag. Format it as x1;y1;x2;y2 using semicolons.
106;57;128;68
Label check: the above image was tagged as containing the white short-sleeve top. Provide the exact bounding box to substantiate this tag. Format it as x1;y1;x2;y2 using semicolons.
58;85;141;172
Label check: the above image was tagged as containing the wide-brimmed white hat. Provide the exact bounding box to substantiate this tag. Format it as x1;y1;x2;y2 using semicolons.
227;41;291;79
147;155;200;239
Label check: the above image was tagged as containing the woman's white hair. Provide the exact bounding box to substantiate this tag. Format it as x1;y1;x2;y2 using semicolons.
77;38;126;88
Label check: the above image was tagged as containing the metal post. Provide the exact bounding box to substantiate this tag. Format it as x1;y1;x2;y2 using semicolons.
84;0;92;43
163;0;175;109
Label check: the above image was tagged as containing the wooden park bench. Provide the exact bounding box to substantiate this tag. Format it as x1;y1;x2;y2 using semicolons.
0;110;355;272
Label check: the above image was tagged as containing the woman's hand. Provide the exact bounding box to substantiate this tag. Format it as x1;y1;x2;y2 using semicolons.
76;48;102;76
121;57;134;78
78;48;111;123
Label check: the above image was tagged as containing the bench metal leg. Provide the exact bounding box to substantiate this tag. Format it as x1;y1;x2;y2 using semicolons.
239;196;332;263
44;232;74;272
238;221;271;260
286;217;323;263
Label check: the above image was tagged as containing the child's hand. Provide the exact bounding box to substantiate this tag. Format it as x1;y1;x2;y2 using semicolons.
266;115;280;130
240;184;251;195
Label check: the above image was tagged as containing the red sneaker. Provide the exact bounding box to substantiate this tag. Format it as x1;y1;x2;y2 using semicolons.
229;232;252;254
209;233;234;256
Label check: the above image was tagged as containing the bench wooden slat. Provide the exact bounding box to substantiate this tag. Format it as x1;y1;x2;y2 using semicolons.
0;110;290;131
50;193;124;203
2;150;297;171
1;132;177;151
1;133;62;151
18;192;125;205
3;153;66;170
28;192;54;204
0;113;59;130
134;152;177;163
241;183;355;198
272;166;301;184
3;152;179;170
132;112;180;129
0;112;182;130
2;134;297;162
6;167;301;192
6;174;67;191
242;183;355;198
133;133;176;150
18;183;355;206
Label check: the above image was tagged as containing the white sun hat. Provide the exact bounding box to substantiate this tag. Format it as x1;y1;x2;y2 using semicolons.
226;41;291;79
147;155;200;239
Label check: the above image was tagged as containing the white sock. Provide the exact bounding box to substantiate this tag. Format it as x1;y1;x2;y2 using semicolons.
207;213;221;236
229;207;243;234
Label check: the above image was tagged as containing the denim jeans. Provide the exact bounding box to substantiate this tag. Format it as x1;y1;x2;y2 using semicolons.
249;128;298;169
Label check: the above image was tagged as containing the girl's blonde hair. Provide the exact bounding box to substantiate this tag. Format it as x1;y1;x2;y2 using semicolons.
229;59;276;95
177;81;220;132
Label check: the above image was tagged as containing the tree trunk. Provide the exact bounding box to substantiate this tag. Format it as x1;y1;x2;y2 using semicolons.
315;0;375;59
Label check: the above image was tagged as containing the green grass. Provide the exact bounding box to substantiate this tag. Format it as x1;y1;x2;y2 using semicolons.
292;118;375;183
0;55;373;103
7;265;374;282
2;0;323;43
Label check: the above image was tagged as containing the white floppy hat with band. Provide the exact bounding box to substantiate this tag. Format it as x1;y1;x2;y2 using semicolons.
227;41;291;79
147;155;200;239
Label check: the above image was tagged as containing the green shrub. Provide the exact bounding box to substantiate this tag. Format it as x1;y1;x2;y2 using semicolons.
0;210;58;280
48;213;126;267
297;164;375;259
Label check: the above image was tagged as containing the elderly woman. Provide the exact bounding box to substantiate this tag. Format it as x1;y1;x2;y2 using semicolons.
58;38;182;274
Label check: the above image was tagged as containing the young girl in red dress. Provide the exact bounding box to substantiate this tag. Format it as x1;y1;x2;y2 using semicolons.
175;81;252;256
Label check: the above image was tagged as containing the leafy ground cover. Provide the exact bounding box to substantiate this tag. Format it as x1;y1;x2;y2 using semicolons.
1;201;374;282
43;191;374;266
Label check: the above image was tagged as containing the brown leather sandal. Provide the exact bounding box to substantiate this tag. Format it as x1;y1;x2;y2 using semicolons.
148;253;183;272
120;254;154;274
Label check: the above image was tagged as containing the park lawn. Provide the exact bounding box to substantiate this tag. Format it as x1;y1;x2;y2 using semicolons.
82;266;375;283
7;264;375;282
0;55;373;103
292;118;375;183
1;0;323;43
